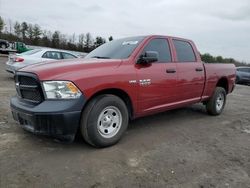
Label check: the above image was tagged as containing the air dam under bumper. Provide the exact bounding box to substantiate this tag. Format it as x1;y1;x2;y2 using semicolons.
10;96;86;142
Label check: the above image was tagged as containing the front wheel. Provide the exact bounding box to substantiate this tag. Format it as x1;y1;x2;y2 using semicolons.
80;95;129;148
206;87;226;115
236;76;240;84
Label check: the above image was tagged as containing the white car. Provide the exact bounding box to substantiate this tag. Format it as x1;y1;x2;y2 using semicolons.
6;48;80;74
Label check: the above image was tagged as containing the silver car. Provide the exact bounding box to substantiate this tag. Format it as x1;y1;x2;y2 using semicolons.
6;48;80;74
236;67;250;85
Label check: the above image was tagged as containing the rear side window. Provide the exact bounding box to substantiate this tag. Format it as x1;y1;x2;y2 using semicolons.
238;68;250;73
62;52;77;59
173;40;196;62
42;51;62;60
141;38;171;62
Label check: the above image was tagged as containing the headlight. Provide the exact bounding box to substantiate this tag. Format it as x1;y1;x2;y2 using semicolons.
42;81;82;99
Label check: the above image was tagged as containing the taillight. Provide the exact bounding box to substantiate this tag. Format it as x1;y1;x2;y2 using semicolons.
14;57;24;62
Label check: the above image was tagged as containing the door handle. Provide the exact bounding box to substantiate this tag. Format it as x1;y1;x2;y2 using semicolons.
166;69;176;73
195;68;203;72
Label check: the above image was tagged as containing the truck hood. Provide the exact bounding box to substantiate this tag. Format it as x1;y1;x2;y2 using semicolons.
20;58;122;80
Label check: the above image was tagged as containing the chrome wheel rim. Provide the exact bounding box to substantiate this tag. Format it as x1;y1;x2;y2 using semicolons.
97;106;122;138
216;93;224;112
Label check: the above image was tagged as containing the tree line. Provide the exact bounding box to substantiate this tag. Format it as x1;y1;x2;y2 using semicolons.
0;16;248;66
200;53;247;66
0;16;113;52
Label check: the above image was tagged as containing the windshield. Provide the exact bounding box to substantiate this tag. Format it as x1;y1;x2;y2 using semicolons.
85;36;145;59
21;49;42;55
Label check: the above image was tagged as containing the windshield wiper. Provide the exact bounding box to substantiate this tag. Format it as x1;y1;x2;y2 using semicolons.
91;56;111;59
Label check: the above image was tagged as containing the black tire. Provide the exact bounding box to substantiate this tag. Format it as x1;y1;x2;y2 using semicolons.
236;76;240;84
80;94;129;148
206;87;226;116
0;43;7;49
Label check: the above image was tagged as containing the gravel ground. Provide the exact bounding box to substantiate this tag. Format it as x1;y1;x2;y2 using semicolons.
0;56;250;188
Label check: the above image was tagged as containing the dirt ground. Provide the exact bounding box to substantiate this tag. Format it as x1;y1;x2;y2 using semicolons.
0;56;250;188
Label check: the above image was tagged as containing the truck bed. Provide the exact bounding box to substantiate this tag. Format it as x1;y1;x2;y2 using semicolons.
202;63;236;100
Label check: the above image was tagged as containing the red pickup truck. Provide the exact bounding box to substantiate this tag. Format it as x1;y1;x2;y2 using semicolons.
10;35;236;147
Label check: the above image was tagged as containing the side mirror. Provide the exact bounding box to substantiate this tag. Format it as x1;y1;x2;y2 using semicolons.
137;51;159;64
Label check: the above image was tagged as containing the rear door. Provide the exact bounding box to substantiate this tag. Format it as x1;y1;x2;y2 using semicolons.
172;39;205;103
136;37;177;114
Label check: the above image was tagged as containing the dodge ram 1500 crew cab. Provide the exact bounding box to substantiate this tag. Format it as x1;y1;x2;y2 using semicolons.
10;35;236;147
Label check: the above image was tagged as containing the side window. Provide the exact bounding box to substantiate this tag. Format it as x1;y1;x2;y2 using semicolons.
141;38;172;62
237;68;244;72
173;40;196;62
42;51;61;60
241;68;249;73
62;52;77;59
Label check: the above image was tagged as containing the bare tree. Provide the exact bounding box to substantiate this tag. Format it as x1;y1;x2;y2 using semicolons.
0;16;5;34
84;32;93;52
14;22;21;38
8;19;13;34
78;34;85;50
21;22;28;41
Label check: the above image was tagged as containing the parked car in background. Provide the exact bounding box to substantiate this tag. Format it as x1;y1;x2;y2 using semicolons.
0;40;32;54
6;48;79;74
236;67;250;85
0;39;10;49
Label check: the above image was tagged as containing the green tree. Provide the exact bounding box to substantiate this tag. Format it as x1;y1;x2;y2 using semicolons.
41;30;51;47
216;56;223;63
27;24;34;41
60;34;68;49
201;53;216;63
94;36;106;48
108;36;113;41
84;32;93;52
0;16;5;34
33;24;42;45
14;22;21;38
21;22;28;41
52;31;60;48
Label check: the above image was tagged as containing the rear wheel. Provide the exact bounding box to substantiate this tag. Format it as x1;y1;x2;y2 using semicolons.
80;95;129;147
206;87;226;115
0;43;7;49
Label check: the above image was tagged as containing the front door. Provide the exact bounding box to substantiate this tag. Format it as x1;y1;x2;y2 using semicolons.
135;38;177;115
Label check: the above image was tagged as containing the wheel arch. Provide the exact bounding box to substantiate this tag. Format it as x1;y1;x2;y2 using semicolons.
85;88;134;120
216;77;229;94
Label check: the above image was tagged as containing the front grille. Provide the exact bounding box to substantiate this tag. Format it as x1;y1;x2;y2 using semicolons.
15;73;44;103
19;76;37;85
20;90;42;102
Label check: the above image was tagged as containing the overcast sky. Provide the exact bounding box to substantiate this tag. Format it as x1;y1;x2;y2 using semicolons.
0;0;249;63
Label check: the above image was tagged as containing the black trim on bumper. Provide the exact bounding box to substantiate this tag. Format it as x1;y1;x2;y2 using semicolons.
10;95;86;142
